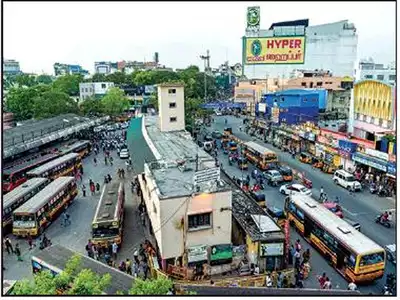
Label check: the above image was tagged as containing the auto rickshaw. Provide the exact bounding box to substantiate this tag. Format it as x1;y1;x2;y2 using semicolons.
298;152;313;164
223;127;232;136
237;157;248;170
229;141;238;151
312;157;323;169
322;161;336;174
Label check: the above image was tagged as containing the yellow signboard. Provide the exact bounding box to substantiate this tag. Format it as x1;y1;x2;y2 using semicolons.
244;36;305;64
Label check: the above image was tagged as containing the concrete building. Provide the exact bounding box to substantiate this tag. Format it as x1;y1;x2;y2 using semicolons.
243;19;358;79
94;61;119;74
53;63;89;77
157;83;185;132
79;82;114;101
350;80;395;140
3;59;21;75
355;59;396;85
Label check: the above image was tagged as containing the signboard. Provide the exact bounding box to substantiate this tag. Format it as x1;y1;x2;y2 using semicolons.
352;153;387;172
338;139;358;158
260;243;284;257
365;148;389;161
258;103;266;113
187;245;208;263
232;245;246;258
271;106;280;124
246;6;260;30
210;244;233;261
193;167;220;185
387;162;396;176
244;36;305;65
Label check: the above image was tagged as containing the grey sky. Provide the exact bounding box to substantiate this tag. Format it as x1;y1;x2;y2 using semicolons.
4;1;396;74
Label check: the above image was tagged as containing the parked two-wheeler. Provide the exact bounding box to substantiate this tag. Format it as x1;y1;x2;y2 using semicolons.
375;215;391;228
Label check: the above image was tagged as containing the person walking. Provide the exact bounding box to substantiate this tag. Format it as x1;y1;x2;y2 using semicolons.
82;185;86;197
93;245;99;261
104;156;108;165
62;211;70;227
133;248;139;265
96;183;100;193
93;157;97;166
27;234;35;250
15;243;23;261
4;237;14;254
104;176;109;184
322;277;332;289
107;174;112;183
319;186;324;201
90;183;95;196
121;168;125;179
126;258;132;275
318;272;327;289
302;248;311;264
109;156;113;166
112;241;118;261
295;239;302;252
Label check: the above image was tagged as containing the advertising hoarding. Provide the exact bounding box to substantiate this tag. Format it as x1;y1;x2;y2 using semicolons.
210;244;233;261
260;243;284;257
187;245;208;263
244;36;305;65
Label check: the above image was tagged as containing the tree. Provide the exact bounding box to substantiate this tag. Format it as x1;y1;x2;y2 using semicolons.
36;74;53;85
12;255;111;295
52;74;83;96
89;73;107;83
33;90;78;119
128;277;173;295
101;87;130;116
15;74;37;87
5;85;52;121
79;97;104;116
105;72;127;85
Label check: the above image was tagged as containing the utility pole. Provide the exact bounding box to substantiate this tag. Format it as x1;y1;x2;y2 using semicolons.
200;50;210;102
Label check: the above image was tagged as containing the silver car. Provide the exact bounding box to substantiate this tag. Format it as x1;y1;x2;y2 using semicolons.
385;244;396;264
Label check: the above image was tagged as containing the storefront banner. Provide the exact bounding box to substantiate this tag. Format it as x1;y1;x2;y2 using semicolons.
317;135;339;148
338;139;358;158
232;245;246;258
365;148;389;161
187;245;208;263
260;243;284;257
352;153;387;172
210;244;233;261
387;162;396;176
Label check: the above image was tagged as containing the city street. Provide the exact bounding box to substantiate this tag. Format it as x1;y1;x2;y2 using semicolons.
207;115;396;294
3;131;151;283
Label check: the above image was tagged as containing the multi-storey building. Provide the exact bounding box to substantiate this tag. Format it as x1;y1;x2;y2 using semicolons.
79;82;114;101
3;59;21;75
53;63;89;77
355;59;396;85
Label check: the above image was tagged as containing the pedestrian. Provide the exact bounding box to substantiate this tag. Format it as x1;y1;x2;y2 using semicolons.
131;181;135;193
322;277;332;289
90;183;95;196
277;271;284;288
82;185;86;197
141;261;149;279
265;272;272;287
348;281;357;291
133;248;139;264
319;186;324;201
93;245;99;260
4;237;14;254
27;234;35;250
104;156;108;165
118;260;126;272
294;250;301;269
107;174;112;183
318;272;327;289
62;211;70;227
93;157;97;166
125;160;130;171
15;243;23;261
141;212;146;227
109;156;113;166
126;258;132;275
80;165;84;175
288;244;294;265
104;176;109;184
112;241;118;261
96;182;100;193
121;168;125;179
302;248;311;264
295;239;302;252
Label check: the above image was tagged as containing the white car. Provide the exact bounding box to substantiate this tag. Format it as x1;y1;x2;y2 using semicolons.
119;149;129;159
279;183;312;196
332;170;362;191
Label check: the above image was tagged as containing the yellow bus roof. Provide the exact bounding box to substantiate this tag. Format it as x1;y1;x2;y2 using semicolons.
290;194;384;255
93;182;124;224
244;141;275;155
26;153;79;176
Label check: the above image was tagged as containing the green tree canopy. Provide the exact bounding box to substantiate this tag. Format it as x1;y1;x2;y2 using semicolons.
101;87;130;116
15;74;37;87
36;74;53;85
12;255;111;295
33;90;78;119
52;74;83;96
105;72;127;85
89;73;107;82
79;96;104;116
128;277;173;295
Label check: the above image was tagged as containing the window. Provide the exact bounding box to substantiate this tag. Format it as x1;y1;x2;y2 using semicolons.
168;88;176;94
301;82;307;87
364;75;373;79
360;252;384;266
188;213;211;230
376;75;384;81
169;102;176;108
101;83;106;89
316;82;323;86
389;75;396;81
170;117;177;122
309;82;314;88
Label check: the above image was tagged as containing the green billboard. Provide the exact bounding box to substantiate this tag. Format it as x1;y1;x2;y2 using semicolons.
210;244;233;261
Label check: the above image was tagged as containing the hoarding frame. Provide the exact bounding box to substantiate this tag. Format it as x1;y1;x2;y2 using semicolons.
242;35;307;65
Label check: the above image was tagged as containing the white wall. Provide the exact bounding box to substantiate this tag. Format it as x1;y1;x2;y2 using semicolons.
93;82;114;95
157;86;185;132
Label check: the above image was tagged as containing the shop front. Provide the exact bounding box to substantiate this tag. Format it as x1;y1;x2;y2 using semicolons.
275;128;300;152
259;242;285;271
351;152;388;176
338;139;358;172
299;131;316;156
187;244;208;276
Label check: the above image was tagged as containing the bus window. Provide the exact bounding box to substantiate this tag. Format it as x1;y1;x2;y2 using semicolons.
92;227;119;238
360;252;384;266
296;209;304;220
348;254;356;268
289;202;296;214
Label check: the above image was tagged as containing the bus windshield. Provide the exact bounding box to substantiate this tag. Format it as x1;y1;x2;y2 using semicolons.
360;252;385;266
92;227;119;238
13;214;36;228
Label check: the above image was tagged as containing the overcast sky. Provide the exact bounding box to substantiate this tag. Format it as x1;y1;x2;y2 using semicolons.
4;1;396;74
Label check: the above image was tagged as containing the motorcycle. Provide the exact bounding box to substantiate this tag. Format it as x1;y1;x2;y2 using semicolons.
375;215;391;228
369;184;378;194
383;273;396;295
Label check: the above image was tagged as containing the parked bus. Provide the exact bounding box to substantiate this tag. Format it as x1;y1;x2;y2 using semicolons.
285;194;385;283
57;140;92;159
91;182;125;247
13;177;77;237
3;178;50;231
242;141;278;170
26;153;81;180
31;244;134;295
2;153;59;193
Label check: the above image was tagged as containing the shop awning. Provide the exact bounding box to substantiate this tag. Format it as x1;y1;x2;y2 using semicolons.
352;152;388;172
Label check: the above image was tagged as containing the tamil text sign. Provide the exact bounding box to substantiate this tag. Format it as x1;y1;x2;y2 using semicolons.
210;244;233;261
260;242;284;257
244;36;305;65
193;167;220;186
187;245;208;263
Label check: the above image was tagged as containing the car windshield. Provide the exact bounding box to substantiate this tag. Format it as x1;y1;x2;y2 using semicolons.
346;175;356;181
300;187;308;192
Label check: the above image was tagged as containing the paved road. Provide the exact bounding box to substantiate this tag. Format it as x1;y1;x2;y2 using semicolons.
207;115;396;294
3;131;152;283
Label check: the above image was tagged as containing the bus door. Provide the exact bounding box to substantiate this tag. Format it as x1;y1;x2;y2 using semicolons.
335;243;350;270
303;216;313;238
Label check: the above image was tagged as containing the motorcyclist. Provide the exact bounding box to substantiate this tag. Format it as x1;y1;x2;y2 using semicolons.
381;211;389;223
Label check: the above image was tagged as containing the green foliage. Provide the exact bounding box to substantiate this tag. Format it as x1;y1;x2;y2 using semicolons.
66;269;111;295
36;74;53;85
13;271;57;295
33;90;78;119
15;74;37;87
101;87;130;116
148;93;158;111
106;72;127;85
6;85;52;121
90;73;107;82
129;277;173;295
79;96;104;116
52;74;83;96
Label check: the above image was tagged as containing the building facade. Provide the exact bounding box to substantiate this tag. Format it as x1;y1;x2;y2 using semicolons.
157;83;185;132
243;19;358;79
53;63;89;77
3;60;21;75
79;82;114;101
351;80;395;140
355;59;396;85
94;61;119;74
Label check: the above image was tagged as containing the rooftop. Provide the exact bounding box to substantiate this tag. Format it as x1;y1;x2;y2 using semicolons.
157;82;185;87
